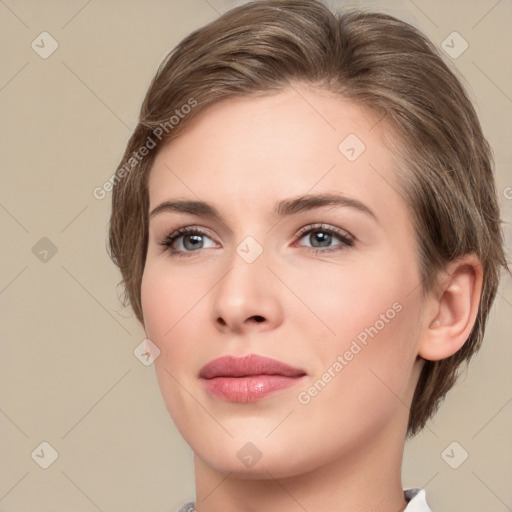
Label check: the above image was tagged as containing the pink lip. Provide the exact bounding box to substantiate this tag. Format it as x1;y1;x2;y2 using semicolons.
199;354;307;402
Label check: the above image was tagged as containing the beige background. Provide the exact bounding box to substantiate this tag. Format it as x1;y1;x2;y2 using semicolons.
1;0;511;510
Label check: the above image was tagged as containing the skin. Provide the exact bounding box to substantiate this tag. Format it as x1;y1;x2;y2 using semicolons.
140;84;482;512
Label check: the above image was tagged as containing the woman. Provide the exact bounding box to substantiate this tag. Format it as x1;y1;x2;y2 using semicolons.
108;1;506;510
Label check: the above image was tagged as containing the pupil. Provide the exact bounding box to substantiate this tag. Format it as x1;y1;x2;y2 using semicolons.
184;234;203;250
311;231;331;247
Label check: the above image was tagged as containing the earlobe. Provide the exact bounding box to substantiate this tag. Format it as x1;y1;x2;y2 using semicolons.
419;255;483;361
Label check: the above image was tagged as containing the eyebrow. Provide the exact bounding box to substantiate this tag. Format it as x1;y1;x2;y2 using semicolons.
149;192;377;222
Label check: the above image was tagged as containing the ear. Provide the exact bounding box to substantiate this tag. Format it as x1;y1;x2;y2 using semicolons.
418;255;483;361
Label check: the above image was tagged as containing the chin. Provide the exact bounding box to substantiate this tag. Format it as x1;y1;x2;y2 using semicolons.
191;434;322;480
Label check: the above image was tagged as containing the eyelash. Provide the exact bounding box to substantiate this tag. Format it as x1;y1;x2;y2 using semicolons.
159;223;354;258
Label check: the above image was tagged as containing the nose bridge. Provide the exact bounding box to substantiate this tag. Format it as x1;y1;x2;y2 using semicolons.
218;239;269;307
211;236;282;332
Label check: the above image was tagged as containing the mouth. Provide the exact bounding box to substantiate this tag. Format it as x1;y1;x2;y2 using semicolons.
199;353;307;402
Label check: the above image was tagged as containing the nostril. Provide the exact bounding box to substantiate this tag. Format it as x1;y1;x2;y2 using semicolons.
251;315;265;323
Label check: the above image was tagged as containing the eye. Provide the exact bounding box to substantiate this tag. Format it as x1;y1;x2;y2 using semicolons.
160;226;218;257
159;223;354;258
294;223;354;253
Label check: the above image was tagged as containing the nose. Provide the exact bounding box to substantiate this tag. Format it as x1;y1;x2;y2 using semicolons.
211;247;284;335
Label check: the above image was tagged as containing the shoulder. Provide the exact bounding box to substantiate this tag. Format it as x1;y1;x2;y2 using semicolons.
404;488;432;511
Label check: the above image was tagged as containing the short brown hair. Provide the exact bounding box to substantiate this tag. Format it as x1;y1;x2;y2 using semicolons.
108;0;507;436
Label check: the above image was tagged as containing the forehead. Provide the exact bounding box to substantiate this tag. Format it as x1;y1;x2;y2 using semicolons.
147;85;405;221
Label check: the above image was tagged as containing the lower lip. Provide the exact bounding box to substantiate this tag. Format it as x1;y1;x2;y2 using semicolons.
202;375;306;402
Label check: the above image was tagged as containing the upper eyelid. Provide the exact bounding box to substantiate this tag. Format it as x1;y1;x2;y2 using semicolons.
165;223;348;237
162;223;353;248
294;223;353;239
164;226;218;244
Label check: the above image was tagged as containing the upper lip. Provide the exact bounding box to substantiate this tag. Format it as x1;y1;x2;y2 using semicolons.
199;354;307;379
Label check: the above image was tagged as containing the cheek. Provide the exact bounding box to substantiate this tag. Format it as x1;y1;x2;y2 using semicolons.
140;265;205;428
140;271;169;341
287;250;415;341
288;248;422;391
292;287;421;448
140;262;215;390
140;264;202;341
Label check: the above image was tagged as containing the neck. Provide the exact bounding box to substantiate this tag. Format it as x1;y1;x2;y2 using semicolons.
192;417;408;512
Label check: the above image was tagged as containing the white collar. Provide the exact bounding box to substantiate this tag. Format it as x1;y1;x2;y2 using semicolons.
404;488;432;511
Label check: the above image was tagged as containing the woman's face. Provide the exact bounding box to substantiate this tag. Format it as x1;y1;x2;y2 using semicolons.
141;85;427;478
